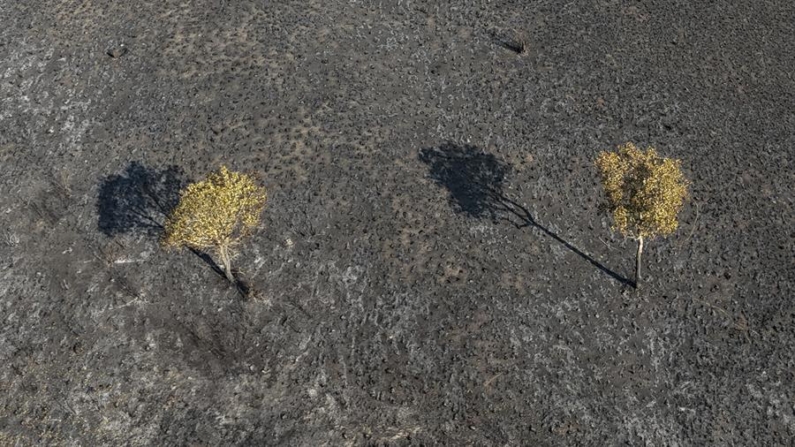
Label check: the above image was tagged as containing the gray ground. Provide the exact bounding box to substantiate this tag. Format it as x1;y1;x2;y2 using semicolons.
1;0;794;445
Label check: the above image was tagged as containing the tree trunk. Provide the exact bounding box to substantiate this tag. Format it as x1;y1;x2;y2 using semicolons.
635;236;644;289
219;245;235;283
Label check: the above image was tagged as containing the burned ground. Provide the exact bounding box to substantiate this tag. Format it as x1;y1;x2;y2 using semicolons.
1;0;794;445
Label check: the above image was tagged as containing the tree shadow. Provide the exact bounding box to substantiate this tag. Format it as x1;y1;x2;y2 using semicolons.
96;162;233;286
419;142;510;220
97;161;186;237
419;143;633;287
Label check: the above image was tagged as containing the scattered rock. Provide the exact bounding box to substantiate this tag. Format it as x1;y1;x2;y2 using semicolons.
107;45;128;58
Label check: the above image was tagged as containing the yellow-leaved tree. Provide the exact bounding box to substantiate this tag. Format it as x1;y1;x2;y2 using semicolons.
163;166;267;283
596;143;688;288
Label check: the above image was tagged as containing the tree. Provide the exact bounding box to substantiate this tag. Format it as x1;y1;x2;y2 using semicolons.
596;143;688;288
163;166;267;283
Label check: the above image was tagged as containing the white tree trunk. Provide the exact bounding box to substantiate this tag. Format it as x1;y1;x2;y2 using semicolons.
219;245;235;283
635;236;644;289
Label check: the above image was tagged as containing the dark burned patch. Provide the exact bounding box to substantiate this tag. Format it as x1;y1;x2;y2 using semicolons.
28;191;70;227
96;161;187;237
27;170;76;227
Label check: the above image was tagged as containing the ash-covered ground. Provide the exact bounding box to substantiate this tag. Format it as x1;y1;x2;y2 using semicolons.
1;1;794;445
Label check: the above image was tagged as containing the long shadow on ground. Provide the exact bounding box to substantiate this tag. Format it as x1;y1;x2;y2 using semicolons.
419;143;632;287
97;161;186;237
96;162;229;281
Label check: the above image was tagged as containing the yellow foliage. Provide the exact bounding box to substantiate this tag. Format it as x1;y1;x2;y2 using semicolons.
595;142;688;239
163;166;267;252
